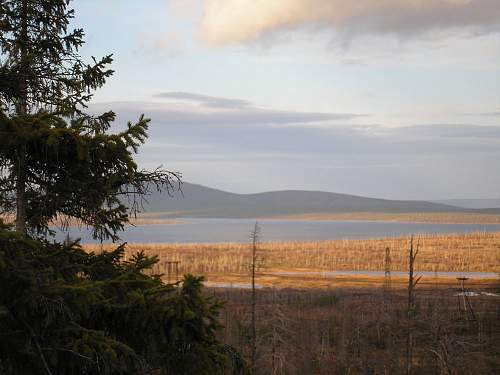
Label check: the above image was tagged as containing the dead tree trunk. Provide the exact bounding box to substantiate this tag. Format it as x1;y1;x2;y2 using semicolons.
384;246;392;303
406;236;421;375
250;221;260;373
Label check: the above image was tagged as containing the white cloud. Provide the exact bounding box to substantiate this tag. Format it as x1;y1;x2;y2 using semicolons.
200;0;500;45
93;96;365;127
153;92;252;109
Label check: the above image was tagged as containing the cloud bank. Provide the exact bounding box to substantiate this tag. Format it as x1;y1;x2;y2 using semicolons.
148;92;365;124
154;92;252;109
89;93;500;199
200;0;500;45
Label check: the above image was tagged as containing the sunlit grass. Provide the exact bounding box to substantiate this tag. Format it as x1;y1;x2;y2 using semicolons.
85;231;500;276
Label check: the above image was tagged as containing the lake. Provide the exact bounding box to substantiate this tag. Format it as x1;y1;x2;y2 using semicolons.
56;218;500;243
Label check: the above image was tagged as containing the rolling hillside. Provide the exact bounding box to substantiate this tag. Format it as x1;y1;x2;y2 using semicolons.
433;199;500;209
140;182;500;218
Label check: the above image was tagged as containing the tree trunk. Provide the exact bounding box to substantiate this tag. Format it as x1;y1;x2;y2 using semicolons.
406;236;420;375
250;221;259;373
406;237;414;375
15;0;29;234
15;147;27;233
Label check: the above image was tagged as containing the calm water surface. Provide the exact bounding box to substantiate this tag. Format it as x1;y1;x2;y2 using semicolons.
57;218;500;244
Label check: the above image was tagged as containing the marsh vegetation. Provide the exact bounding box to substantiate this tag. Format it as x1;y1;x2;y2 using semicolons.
83;232;500;374
85;231;500;279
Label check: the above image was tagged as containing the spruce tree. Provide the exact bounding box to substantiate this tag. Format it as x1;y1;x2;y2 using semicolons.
0;222;227;374
0;0;178;239
0;1;241;374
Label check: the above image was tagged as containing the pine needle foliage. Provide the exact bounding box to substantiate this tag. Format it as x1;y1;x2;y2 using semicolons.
0;109;178;240
0;0;180;237
0;1;238;373
0;221;226;374
0;0;112;115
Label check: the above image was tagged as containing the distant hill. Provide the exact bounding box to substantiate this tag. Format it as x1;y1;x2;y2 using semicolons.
433;199;500;209
140;182;500;218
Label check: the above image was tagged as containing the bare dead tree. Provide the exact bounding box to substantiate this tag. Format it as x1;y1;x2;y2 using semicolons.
429;328;453;375
265;289;292;375
384;246;392;303
250;221;261;374
406;235;421;375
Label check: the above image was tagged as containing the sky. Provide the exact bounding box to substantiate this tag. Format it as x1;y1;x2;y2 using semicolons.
75;0;500;200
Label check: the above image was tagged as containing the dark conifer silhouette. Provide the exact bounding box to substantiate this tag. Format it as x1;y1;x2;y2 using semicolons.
0;1;233;374
0;0;179;239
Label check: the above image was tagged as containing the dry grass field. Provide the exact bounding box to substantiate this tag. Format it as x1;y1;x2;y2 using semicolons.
84;231;500;288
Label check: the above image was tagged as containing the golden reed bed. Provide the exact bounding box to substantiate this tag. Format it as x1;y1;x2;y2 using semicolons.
84;231;500;275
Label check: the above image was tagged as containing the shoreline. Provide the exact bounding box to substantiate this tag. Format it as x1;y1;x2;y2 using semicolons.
261;212;500;224
132;211;500;225
4;211;500;226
